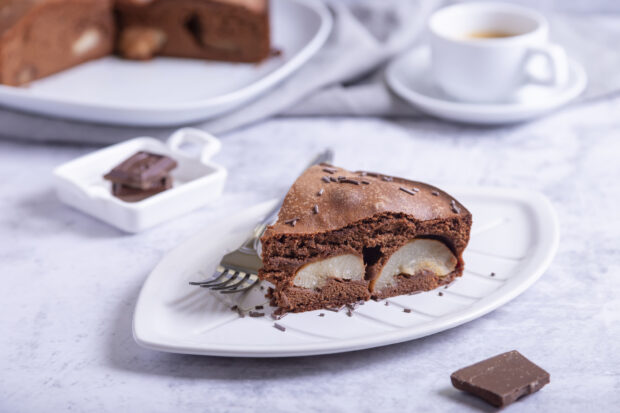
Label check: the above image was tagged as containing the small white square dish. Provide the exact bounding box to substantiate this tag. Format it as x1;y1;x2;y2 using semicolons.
53;128;227;233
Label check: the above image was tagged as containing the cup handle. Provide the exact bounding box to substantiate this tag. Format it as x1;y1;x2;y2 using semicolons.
166;128;222;163
522;43;569;87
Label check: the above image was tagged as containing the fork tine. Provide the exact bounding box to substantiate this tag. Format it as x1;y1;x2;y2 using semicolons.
189;266;228;285
211;272;250;291
220;274;259;294
201;269;237;288
210;271;244;290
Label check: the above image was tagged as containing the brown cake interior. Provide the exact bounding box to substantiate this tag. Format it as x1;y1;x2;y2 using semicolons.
260;165;472;313
115;0;270;62
0;0;114;86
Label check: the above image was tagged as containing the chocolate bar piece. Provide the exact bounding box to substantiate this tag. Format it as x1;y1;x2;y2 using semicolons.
112;176;172;203
451;350;550;407
104;151;177;190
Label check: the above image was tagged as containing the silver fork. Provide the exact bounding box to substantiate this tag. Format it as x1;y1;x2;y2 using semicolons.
189;149;334;294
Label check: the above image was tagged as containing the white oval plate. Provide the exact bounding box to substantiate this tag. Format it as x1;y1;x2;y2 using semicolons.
0;0;332;126
133;187;559;357
386;46;587;125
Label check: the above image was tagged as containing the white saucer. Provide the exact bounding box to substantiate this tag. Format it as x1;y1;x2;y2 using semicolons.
133;187;559;357
386;47;587;125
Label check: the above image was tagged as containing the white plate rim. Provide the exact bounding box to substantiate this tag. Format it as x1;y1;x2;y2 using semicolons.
385;46;587;122
0;0;333;120
133;186;559;357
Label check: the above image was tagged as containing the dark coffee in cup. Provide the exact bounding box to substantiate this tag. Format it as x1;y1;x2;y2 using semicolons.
467;31;515;39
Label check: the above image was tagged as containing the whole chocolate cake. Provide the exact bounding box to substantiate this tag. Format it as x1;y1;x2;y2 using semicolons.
0;0;270;86
259;165;472;313
0;0;115;86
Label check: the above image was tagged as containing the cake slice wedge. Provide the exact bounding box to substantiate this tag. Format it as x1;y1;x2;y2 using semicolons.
259;164;472;313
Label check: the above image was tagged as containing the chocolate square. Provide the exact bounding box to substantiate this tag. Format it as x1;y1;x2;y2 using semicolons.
104;151;177;190
450;350;550;407
112;176;172;203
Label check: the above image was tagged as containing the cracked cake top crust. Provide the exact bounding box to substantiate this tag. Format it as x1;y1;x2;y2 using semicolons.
264;164;471;237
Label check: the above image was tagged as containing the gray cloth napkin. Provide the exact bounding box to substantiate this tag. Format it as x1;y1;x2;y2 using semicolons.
0;0;619;144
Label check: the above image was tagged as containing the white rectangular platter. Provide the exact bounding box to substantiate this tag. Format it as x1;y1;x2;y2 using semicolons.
133;187;559;357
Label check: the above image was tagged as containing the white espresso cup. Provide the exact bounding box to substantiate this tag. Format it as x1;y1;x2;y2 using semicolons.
428;2;569;103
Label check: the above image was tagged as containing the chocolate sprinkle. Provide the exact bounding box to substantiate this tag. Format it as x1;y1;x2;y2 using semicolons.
319;313;325;317
284;218;299;226
361;180;370;185
403;308;412;313
384;301;389;306
269;48;282;57
329;176;338;182
491;272;496;277
273;323;286;332
255;305;264;310
230;305;238;311
399;187;417;196
432;191;440;196
249;311;265;317
322;167;337;174
312;204;319;214
412;187;420;192
340;178;360;185
346;309;353;317
438;292;444;296
271;312;288;320
321;176;330;183
317;188;324;196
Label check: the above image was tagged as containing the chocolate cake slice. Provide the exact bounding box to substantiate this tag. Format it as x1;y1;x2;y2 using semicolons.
259;165;472;313
115;0;270;62
0;0;114;86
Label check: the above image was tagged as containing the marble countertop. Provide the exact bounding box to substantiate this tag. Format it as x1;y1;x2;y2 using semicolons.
1;96;619;412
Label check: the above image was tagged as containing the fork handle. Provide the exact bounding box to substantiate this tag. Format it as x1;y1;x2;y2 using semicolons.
251;149;334;255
